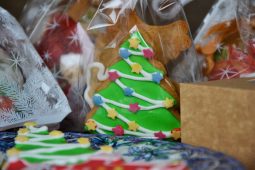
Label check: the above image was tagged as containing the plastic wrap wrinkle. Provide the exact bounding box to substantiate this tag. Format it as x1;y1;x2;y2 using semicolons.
195;0;237;44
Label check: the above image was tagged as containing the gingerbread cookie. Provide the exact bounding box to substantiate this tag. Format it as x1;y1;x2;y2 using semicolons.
84;28;180;140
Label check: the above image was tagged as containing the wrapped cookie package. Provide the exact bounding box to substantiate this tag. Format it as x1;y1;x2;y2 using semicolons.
0;7;70;131
83;0;202;139
195;0;255;80
20;0;98;131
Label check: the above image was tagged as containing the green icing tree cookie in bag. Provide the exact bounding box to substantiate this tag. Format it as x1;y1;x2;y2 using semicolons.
84;27;180;140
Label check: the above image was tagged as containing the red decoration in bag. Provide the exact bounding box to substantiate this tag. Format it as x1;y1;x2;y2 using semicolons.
0;96;13;110
209;46;255;80
36;13;83;94
37;14;82;69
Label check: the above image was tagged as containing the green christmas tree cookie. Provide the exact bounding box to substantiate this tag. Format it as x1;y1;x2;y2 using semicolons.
5;122;111;166
84;28;180;139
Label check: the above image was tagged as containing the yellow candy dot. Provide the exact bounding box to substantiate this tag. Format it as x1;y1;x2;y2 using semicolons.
129;38;140;49
128;121;139;131
18;128;29;135
131;63;142;74
163;98;174;109
171;130;181;140
49;130;64;137
24;122;37;128
85;119;97;131
107;108;118;120
7;148;20;156
77;138;90;145
15;136;29;142
100;145;113;153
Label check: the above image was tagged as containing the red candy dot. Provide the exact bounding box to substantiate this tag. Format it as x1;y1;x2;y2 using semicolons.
129;103;140;113
142;49;154;59
112;125;124;136
154;131;167;139
108;71;120;81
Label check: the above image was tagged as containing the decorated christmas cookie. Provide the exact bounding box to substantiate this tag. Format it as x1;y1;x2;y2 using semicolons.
4;122;113;169
84;27;180;139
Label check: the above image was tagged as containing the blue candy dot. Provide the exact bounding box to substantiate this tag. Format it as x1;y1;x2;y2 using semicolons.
152;72;163;84
124;87;134;96
119;48;131;59
93;95;104;106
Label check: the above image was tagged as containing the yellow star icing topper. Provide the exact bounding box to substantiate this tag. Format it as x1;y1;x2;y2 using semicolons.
24;122;37;128
85;119;97;131
77;138;90;145
114;167;124;170
7;148;20;156
107;108;118;119
49;130;64;137
128;121;139;131
100;145;113;153
171;130;181;140
15;136;29;143
18;128;29;135
129;38;140;49
163;98;174;109
131;63;142;74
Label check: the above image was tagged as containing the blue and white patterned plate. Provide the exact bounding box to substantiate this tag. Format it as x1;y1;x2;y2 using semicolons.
0;132;244;170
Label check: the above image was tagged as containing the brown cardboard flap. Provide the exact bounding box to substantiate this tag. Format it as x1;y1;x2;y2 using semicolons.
181;78;255;169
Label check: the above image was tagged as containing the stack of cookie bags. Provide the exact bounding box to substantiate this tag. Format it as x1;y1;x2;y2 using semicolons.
195;0;255;80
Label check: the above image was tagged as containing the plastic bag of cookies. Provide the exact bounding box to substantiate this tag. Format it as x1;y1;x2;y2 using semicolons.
195;0;255;80
86;0;202;83
83;0;202;139
0;7;70;130
20;0;99;131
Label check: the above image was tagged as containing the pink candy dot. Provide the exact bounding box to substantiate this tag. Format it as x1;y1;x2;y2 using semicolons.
142;49;154;59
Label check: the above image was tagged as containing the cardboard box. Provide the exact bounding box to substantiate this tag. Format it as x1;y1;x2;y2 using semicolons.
181;78;255;169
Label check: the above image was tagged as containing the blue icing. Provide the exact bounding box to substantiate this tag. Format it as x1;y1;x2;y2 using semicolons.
119;48;131;59
152;72;163;84
93;95;104;106
123;87;134;96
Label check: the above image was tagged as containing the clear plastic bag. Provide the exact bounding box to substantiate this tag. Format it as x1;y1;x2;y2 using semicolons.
0;7;71;131
20;0;97;131
195;0;255;80
236;0;255;59
86;0;202;83
83;0;201;139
